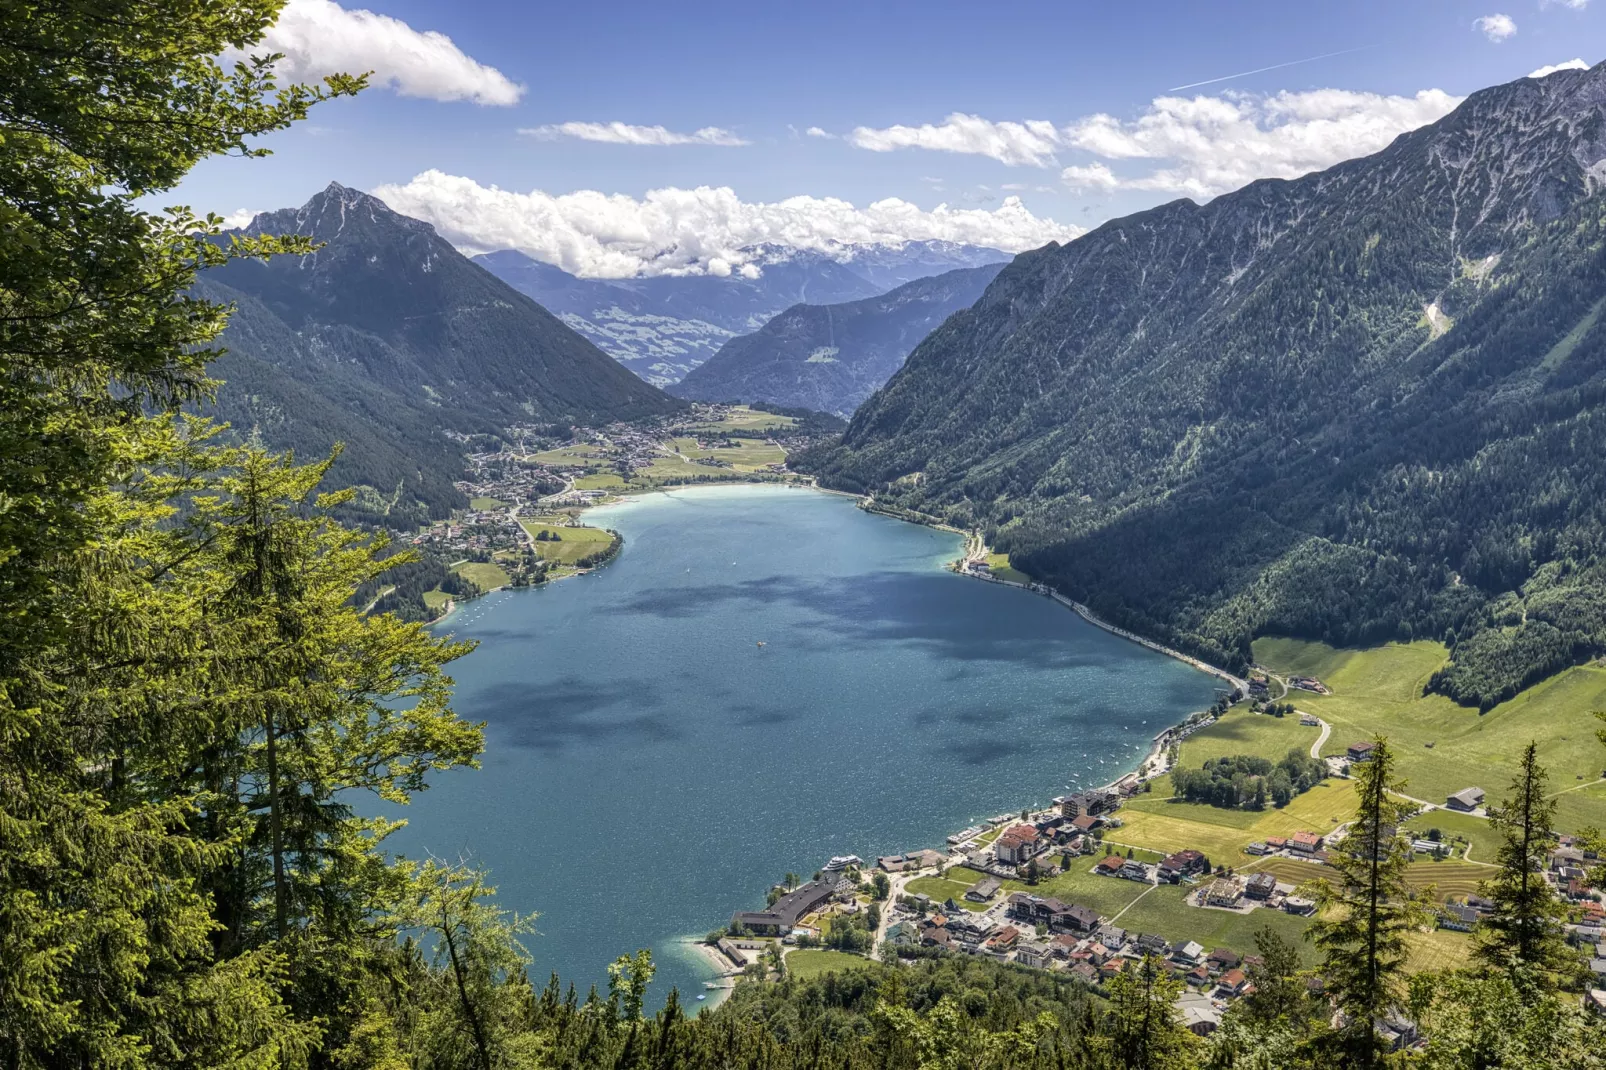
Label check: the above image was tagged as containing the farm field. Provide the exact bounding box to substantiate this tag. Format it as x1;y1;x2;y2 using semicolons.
1402;810;1502;862
1174;707;1323;768
527;446;608;469
468;496;507;510
452;561;510;591
1251;638;1606;833
518;521;616;566
1112;885;1316;963
1116;779;1357;864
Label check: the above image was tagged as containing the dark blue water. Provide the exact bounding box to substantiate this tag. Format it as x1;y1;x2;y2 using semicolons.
387;485;1217;1004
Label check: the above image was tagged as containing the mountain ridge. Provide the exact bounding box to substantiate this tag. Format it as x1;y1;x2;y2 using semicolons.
671;262;1007;417
806;62;1606;708
201;183;681;524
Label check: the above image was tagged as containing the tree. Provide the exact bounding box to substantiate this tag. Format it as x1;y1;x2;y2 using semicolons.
1101;954;1198;1070
1475;741;1574;989
1302;737;1432;1068
872;871;891;900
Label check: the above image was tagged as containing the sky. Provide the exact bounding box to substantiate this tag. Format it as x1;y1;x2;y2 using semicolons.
173;0;1606;277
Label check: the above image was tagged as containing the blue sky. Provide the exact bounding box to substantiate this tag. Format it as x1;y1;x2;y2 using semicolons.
177;0;1606;276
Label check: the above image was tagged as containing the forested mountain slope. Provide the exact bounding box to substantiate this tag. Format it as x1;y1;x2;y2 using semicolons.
670;263;1006;417
200;184;680;524
473;241;1007;385
808;62;1606;708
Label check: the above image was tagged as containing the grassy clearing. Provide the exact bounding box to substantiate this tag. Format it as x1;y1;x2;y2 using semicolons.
995;862;1153;919
784;949;869;980
986;553;1031;584
453;561;510;591
1404;860;1495;903
1405;927;1474;972
1114;886;1316;963
1251;638;1606;833
574;472;627;491
687;406;797;434
1176;707;1322;767
1116;780;1358;864
528;446;608;469
468;496;507;510
1402;810;1501;862
904;874;986;908
422;589;450;611
519;522;615;566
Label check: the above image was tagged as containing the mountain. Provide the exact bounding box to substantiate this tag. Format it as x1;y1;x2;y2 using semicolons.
807;62;1606;709
199;183;680;525
472;241;1008;385
670;263;1007;417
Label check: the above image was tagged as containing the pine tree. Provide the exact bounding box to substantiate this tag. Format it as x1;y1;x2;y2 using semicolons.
1101;954;1198;1070
1303;737;1432;1069
1475;741;1575;989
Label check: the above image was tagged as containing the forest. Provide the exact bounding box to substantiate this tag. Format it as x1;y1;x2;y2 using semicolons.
0;5;1602;1068
1169;750;1328;810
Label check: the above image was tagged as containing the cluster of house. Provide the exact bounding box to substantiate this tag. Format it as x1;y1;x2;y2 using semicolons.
884;889;1269;1033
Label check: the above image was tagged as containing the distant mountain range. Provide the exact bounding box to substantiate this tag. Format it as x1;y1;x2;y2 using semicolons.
808;61;1606;709
473;241;1008;385
671;263;1006;417
200;183;680;526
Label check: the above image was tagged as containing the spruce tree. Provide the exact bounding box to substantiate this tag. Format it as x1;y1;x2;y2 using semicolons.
1475;741;1574;989
1303;737;1431;1068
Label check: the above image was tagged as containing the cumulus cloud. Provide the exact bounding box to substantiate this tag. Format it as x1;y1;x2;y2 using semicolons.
1474;14;1517;42
1062;88;1461;199
371;170;1083;278
848;114;1064;167
237;0;522;105
521;122;747;146
805;126;834;139
1529;58;1590;77
842;88;1459;201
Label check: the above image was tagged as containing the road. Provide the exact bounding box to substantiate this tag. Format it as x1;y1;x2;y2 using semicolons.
1309;718;1332;760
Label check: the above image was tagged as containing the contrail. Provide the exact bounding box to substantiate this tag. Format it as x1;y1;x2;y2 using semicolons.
1169;46;1374;92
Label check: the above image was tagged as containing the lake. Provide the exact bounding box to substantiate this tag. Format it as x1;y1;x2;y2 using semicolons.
387;484;1220;1005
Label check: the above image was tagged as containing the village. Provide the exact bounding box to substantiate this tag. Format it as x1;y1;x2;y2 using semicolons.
710;712;1606;1049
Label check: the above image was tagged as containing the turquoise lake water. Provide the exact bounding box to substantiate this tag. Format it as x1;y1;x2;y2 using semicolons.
387;484;1220;1005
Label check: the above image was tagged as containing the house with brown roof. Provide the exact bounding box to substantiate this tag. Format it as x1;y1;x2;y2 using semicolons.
1347;741;1377;762
1218;968;1249;996
1290;831;1324;853
1095;855;1125;876
1158;849;1209;883
996;825;1043;865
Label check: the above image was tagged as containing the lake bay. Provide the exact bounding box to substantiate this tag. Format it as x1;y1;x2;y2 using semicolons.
387;484;1220;1004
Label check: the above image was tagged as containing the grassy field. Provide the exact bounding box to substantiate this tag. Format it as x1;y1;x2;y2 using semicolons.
518;522;616;566
687;406;797;434
784;949;869;980
1114;885;1317;963
904;873;987;909
986;553;1032;584
468;496;507;510
1175;706;1323;768
574;472;627;490
528;446;609;469
422;589;450;611
1251;638;1606;833
1402;810;1502;862
453;561;511;591
1116;780;1358;864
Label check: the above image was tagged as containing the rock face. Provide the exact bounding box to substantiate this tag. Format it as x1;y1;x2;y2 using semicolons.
671;263;1006;417
200;183;681;523
808;63;1606;707
474;241;1009;385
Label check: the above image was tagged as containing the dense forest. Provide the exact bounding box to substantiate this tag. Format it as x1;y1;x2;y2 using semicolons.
1;5;1602;1067
806;63;1606;708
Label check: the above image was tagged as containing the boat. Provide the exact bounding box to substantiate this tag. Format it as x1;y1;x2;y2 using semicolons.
696;994;706;1001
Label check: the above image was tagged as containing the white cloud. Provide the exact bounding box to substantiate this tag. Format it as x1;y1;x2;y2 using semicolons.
1529;58;1590;77
219;208;259;230
238;0;522;105
1059;163;1120;192
1473;14;1517;42
371;170;1083;278
843;88;1460;199
805;126;835;139
1060;88;1461;198
848;113;1064;167
520;122;748;146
